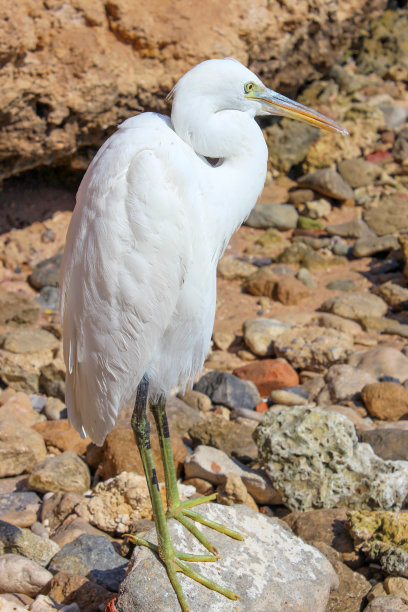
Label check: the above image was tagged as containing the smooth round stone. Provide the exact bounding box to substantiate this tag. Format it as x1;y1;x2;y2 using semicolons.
326;279;356;292
28;253;63;290
270;386;309;405
296;267;316;289
1;329;58;354
245;203;298;230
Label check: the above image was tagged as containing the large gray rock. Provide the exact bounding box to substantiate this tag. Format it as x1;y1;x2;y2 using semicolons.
254;406;408;512
297;168;354;201
194;371;260;411
321;293;388;321
116;503;338;612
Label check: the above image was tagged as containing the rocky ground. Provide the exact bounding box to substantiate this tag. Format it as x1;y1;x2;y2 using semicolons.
1;8;408;612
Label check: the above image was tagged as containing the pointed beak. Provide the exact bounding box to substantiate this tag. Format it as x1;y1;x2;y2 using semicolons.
250;88;348;135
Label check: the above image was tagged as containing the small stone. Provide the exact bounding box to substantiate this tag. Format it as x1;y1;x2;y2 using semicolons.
283;508;354;555
364;596;408;611
347;510;408;579
212;331;235;351
0;554;52;597
184;445;280;505
321;364;377;404
374;282;408;312
75;472;151;534
254;406;408;512
204;350;243;371
303;198;332;219
40;491;84;533
194;371;260;411
1;329;58;354
245;203;298;230
274;275;309;305
270;386;308;405
326;217;375;239
312;313;362;337
242;318;291;357
35;286;61;312
338;159;381;188
394;129;408;163
358;429;408;461
0;392;44;427
297;216;323;230
51;517;108;548
361;382;408;421
217;256;258;280
332;238;351;257
296;267;316;288
0;520;59;566
349;347;408;382
383;576;408;604
47;571;113;612
298;167;354;201
0;423;47;477
48;533;127;592
0;346;58;394
32;420;91;455
216;472;258;511
321;293;388;321
364;195;408;236
353;235;399;258
28;452;91;494
233;359;299;396
274;326;353;371
0;289;39;326
116;504;337;612
287;188;315;204
178;390;212;412
28;253;62;290
0;492;41;528
188;413;258;463
44;397;67;420
324;405;374;431
325;279;356;292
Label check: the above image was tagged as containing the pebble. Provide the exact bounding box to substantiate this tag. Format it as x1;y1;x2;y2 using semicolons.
27;452;91;494
178;389;212;412
47;571;113;612
358;429;408;461
348;347;408;382
274;325;353;371
0;553;52;597
363;195;408;236
194;370;260;411
116;503;338;612
269;386;309;405
242;318;291;357
326;217;375;239
32;419;91;455
0;520;59;566
48;533;128;592
361;381;408;420
28;253;63;289
217;256;258;280
0;392;43;427
0;492;41;528
35;285;61;311
245;203;298;230
312;312;363;336
212;330;235;351
321;292;388;321
302;198;331;219
254;405;408;511
352;234;399;258
364;596;408;611
0;289;39;326
184;445;280;505
0;423;47;477
287;188;315;204
283;507;354;555
216;472;258;511
188;413;258;463
320;364;377;404
51;517;108;548
296;267;316;288
338;158;381;188
44;397;67;420
298;167;354;200
1;329;59;354
374;281;408;311
368;576;408;605
233;358;299;395
325;279;356;292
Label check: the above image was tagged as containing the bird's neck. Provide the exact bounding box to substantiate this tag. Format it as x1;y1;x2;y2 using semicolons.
172;106;268;257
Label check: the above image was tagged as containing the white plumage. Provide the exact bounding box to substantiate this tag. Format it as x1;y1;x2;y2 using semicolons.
60;58;346;446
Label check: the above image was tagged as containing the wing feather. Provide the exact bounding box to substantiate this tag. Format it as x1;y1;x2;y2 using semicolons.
60;116;190;445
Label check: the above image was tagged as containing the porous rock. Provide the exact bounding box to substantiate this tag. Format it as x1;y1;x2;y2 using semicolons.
254;406;408;512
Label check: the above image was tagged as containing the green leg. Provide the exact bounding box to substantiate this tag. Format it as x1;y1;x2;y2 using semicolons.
129;378;239;611
150;396;244;553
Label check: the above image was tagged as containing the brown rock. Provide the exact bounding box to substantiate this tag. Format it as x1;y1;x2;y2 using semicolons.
32;420;91;456
233;359;299;396
28;452;91;494
41;492;83;534
274;276;309;306
97;422;187;481
361;382;408;421
0;423;47;477
0;1;385;182
51;517;109;548
188;413;258;462
182;478;215;496
216;472;258;511
46;571;113;612
0;289;39;326
0;347;56;394
0;393;43;427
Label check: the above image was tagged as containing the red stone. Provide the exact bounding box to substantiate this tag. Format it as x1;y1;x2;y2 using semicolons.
255;401;268;413
233;359;299;396
366;150;393;164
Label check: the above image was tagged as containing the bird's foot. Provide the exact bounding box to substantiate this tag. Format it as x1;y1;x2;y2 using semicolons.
125;534;240;612
167;492;244;554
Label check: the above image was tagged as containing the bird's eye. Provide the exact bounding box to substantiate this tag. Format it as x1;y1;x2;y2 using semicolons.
244;82;255;94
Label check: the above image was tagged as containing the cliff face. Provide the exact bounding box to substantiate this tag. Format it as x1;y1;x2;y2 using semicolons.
0;0;386;182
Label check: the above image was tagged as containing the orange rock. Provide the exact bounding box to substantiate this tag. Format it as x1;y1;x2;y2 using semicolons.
47;571;113;612
256;401;269;413
234;359;299;396
0;392;43;427
361;382;408;421
33;419;91;455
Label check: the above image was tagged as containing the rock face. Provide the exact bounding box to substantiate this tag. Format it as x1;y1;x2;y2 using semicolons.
0;0;386;181
254;406;408;512
116;503;338;612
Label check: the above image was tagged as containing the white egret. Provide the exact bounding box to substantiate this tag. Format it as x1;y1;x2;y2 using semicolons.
60;58;347;611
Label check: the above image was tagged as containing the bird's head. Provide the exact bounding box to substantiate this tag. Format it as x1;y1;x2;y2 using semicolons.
170;58;347;137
